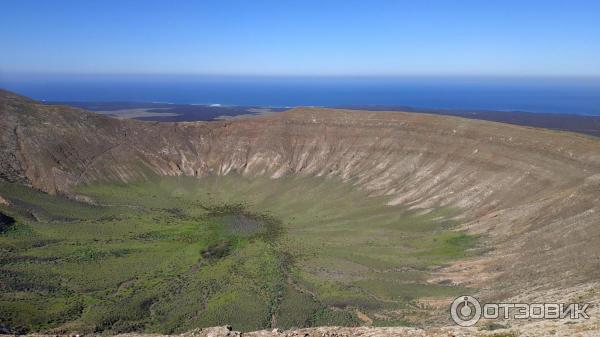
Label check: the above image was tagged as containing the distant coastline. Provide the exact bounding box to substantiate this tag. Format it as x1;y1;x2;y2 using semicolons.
49;100;600;137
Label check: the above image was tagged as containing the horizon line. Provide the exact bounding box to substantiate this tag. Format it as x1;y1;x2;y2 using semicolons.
2;71;600;81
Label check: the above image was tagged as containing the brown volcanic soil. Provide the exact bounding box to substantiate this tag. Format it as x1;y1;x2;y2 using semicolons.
4;317;600;337
1;89;600;334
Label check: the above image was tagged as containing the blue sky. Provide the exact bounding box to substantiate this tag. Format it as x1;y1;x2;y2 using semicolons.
1;0;599;77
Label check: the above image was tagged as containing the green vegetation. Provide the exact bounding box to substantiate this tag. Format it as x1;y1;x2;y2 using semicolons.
0;175;477;333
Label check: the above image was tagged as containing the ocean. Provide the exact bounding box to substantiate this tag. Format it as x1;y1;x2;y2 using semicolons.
1;75;599;115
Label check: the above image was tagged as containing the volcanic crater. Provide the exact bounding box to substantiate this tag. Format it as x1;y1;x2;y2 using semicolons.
1;89;599;336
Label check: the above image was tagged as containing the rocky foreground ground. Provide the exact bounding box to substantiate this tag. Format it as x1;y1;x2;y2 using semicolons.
4;317;600;337
154;319;600;336
5;308;600;337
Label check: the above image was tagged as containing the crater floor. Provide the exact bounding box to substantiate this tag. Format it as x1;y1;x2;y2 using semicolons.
0;175;475;333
